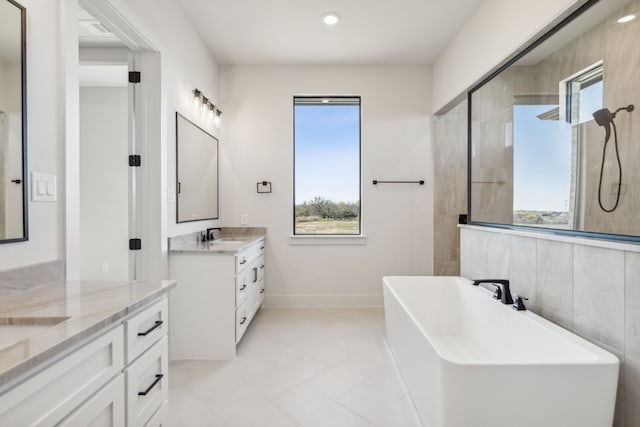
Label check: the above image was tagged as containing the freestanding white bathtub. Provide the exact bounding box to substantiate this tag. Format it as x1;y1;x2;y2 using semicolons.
383;276;619;427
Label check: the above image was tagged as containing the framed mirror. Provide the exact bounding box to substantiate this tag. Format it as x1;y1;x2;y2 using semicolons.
176;113;219;223
468;0;640;242
0;0;27;243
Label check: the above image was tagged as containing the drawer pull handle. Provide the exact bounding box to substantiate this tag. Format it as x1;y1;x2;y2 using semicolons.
260;246;264;249
239;260;247;265
240;285;247;291
239;316;247;325
260;289;265;294
253;267;258;283
260;265;265;269
137;320;163;337
138;374;164;396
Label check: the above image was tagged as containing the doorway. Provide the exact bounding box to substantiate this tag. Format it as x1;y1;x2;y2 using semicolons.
67;0;161;281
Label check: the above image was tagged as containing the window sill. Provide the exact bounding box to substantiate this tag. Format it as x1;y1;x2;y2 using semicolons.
289;234;367;245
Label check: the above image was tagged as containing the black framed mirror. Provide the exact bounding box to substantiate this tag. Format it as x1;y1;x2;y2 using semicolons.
175;113;219;223
468;0;640;242
0;0;27;243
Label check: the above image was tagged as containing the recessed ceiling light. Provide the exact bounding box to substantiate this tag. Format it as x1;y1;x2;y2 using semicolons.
617;14;636;23
321;98;330;104
323;12;341;26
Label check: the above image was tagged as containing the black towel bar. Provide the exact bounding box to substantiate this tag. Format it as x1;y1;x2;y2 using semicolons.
372;180;424;185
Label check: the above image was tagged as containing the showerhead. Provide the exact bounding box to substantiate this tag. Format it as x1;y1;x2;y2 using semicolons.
593;108;614;140
592;108;615;127
592;104;634;141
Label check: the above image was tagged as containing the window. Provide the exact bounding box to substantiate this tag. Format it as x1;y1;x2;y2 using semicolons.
293;96;361;235
567;63;603;124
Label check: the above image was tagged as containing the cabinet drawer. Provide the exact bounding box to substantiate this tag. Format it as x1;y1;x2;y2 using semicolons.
126;298;168;364
144;400;168;427
58;374;125;427
235;302;249;343
125;336;169;427
258;254;265;281
235;271;248;307
0;325;124;426
235;240;265;273
257;278;265;309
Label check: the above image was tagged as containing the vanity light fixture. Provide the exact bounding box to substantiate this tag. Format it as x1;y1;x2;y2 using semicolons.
617;14;636;23
323;12;341;26
191;88;223;127
214;108;222;129
192;88;202;106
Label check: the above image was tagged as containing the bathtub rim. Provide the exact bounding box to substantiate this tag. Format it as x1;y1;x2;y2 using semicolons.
383;275;619;367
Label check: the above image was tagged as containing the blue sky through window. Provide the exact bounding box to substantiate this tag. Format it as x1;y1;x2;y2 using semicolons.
294;104;360;204
513;105;572;211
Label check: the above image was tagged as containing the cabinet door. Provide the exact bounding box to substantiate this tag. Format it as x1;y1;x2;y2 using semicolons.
58;374;125;427
125;336;169;427
0;326;124;426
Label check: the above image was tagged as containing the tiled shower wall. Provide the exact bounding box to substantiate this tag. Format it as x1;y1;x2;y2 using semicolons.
432;99;467;275
460;226;639;426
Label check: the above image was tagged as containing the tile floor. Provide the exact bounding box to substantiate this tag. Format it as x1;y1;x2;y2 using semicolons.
167;308;422;427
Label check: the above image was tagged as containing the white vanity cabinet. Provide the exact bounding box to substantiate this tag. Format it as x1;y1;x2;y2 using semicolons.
0;296;170;427
170;237;265;359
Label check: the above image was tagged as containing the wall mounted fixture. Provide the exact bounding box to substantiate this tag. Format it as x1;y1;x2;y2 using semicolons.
191;88;223;127
257;181;272;194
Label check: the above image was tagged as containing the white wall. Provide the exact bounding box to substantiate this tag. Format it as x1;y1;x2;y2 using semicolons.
79;87;129;280
432;0;585;112
220;66;433;307
0;0;65;270
95;0;222;282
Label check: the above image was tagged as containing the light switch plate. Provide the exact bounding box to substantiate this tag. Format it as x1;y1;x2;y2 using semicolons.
31;173;56;202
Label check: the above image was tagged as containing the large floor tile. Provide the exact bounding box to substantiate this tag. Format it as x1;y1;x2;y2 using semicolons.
305;355;382;399
168;308;420;427
272;384;376;427
205;388;298;427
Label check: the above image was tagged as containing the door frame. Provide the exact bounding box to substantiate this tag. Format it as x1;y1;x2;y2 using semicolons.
65;0;162;280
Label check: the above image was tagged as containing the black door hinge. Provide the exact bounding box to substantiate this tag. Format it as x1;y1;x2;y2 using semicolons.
129;71;141;83
129;239;142;250
129;155;141;167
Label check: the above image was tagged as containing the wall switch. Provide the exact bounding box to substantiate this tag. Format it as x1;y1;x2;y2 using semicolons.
241;214;248;225
31;173;56;202
102;263;110;273
168;187;176;203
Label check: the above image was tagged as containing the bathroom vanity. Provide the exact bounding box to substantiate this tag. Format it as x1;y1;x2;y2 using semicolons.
0;279;176;426
169;227;266;359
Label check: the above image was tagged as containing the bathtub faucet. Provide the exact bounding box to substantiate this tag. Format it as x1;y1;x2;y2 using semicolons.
471;279;514;305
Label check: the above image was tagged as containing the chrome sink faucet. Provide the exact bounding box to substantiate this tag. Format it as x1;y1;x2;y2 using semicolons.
471;279;514;305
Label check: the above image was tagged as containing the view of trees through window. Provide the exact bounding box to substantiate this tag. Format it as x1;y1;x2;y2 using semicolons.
294;97;361;235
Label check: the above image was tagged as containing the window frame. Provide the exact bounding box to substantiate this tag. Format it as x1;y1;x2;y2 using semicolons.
292;96;362;236
566;63;603;124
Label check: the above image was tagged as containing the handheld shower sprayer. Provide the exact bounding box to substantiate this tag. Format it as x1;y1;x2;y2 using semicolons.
592;105;634;141
591;104;635;212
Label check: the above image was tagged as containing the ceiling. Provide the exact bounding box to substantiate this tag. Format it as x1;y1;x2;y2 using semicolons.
178;0;484;66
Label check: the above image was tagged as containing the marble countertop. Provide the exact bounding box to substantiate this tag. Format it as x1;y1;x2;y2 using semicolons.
169;227;266;254
0;279;176;391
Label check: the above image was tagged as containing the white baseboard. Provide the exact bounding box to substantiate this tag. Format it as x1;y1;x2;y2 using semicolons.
263;293;383;308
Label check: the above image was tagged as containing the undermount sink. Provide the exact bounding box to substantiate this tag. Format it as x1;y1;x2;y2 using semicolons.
210;238;248;243
0;316;70;326
0;316;71;350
